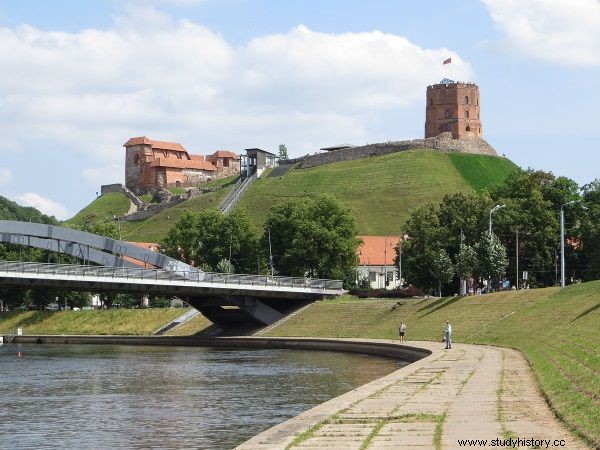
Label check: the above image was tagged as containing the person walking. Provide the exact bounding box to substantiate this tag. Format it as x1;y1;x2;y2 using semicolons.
444;320;452;349
399;322;406;343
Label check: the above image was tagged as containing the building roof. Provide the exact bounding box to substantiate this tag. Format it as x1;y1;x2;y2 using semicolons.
358;236;401;266
210;150;240;160
123;242;158;267
320;144;356;152
150;158;217;171
244;148;277;156
124;136;187;153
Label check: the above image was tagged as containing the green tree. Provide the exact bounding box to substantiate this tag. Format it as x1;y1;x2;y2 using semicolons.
490;170;572;287
159;209;262;273
264;195;360;280
456;242;477;281
432;249;454;297
278;144;289;160
0;195;58;224
475;232;509;290
576;180;600;281
398;203;445;294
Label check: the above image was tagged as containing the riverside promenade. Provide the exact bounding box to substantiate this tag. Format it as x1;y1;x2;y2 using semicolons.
238;340;589;450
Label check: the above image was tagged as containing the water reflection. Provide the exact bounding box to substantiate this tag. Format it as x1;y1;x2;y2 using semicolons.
0;344;405;449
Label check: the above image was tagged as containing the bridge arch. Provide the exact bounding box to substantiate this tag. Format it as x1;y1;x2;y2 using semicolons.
0;220;199;277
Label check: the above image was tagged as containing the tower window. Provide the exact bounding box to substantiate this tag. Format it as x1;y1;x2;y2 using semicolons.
429;98;433;106
133;154;140;165
466;126;471;132
445;110;451;118
465;96;469;104
465;111;469;118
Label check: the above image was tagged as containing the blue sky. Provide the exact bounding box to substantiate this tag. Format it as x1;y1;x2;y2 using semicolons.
0;0;598;219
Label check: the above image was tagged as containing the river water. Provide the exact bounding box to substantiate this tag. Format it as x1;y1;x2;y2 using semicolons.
0;344;405;449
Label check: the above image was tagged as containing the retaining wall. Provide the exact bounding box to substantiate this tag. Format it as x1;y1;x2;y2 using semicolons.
7;335;430;363
285;133;498;169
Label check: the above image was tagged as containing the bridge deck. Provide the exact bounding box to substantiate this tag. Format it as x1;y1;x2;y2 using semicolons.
0;261;343;299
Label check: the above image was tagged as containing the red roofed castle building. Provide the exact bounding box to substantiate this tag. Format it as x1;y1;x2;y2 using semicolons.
124;137;240;193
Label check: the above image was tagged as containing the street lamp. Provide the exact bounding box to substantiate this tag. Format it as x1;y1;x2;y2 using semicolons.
560;201;586;287
488;204;506;234
113;214;122;241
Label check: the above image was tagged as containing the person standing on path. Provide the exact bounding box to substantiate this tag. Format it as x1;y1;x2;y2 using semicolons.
444;320;452;349
399;322;406;343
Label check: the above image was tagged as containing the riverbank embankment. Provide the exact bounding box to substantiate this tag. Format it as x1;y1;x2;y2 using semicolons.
3;335;589;449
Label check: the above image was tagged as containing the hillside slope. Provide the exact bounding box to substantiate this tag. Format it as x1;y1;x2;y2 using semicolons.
67;192;131;227
264;282;600;446
66;176;238;242
67;151;517;241
238;150;517;235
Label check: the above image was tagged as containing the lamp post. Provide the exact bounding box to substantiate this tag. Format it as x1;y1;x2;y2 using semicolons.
113;214;122;241
560;201;586;287
488;204;506;234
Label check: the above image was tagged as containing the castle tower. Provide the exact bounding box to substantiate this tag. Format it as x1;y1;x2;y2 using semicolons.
425;80;482;140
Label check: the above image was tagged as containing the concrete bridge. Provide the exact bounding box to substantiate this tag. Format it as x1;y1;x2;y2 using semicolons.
0;221;343;328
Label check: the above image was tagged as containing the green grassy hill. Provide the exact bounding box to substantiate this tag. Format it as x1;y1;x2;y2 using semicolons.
263;282;600;446
67;192;131;227
67;176;238;242
238;150;517;235
67;151;517;240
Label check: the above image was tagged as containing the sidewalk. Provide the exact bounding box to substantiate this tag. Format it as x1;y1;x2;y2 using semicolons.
237;340;589;449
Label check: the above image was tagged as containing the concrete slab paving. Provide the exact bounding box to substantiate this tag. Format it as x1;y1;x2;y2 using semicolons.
237;339;590;450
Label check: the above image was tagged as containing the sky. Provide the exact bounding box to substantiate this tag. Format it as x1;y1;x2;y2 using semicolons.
0;0;599;220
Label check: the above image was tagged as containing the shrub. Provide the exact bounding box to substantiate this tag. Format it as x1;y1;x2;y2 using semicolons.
352;286;424;299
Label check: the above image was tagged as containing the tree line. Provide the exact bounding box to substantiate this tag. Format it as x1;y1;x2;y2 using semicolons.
399;170;600;295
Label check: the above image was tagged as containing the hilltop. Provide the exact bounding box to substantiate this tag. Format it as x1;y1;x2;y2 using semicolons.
238;150;516;234
68;149;518;241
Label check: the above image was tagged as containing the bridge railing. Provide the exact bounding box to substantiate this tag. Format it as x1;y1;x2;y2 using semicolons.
0;261;343;291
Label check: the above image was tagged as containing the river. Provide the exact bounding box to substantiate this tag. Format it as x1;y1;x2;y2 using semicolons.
0;344;405;449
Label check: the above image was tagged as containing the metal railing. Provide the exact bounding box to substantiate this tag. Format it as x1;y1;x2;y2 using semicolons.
0;261;343;291
219;170;257;214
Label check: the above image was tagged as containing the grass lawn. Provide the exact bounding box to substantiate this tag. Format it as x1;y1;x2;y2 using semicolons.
238;150;517;235
263;282;600;446
0;308;189;335
67;193;131;227
448;153;518;191
119;181;235;242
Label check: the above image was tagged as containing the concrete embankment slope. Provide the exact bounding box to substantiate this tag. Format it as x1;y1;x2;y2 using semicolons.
7;335;590;449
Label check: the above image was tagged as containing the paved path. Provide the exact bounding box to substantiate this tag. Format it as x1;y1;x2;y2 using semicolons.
237;340;589;450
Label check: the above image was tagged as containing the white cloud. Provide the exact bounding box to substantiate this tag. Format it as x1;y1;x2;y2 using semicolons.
0;168;12;186
16;193;70;220
482;0;600;67
0;9;472;209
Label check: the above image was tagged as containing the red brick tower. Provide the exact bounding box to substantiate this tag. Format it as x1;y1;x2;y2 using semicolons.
425;80;482;139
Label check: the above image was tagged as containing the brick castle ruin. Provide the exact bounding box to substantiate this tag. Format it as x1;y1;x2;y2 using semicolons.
123;137;240;194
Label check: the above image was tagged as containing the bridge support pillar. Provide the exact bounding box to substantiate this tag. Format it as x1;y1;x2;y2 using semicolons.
187;295;285;328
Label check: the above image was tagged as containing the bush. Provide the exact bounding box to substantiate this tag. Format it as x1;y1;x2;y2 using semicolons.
352;286;424;299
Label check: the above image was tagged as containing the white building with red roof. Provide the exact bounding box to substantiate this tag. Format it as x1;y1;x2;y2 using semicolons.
357;236;402;289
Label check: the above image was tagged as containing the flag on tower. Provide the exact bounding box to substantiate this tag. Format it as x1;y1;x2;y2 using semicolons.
443;57;452;65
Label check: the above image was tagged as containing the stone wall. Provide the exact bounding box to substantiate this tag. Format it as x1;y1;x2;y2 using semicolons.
100;184;145;210
122;196;188;221
294;133;497;169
